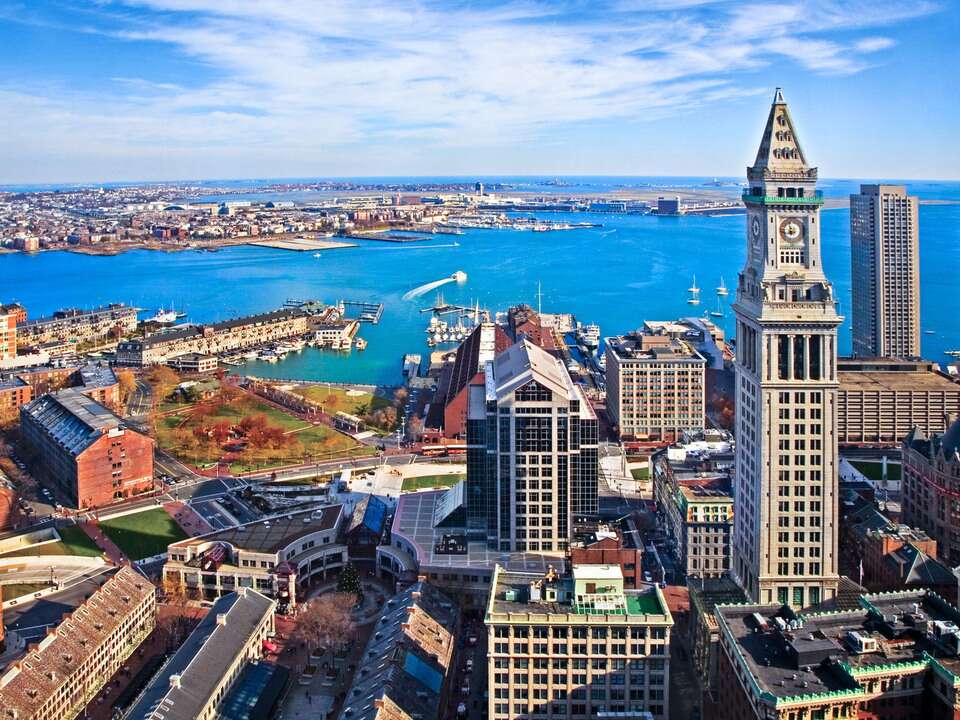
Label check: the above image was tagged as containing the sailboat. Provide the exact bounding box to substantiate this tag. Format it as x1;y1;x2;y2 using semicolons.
687;275;701;305
709;295;724;318
716;277;729;297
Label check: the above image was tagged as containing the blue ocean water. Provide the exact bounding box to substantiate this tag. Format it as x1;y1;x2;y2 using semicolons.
1;179;957;385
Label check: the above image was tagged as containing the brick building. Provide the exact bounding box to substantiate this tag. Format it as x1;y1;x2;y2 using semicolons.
20;389;154;509
0;306;15;362
115;307;308;366
0;361;121;425
569;523;643;589
0;566;156;720
902;419;960;565
16;303;138;349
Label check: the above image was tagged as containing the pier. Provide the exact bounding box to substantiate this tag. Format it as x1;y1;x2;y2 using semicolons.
341;300;384;323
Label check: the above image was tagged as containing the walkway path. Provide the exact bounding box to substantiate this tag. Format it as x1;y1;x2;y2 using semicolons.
78;520;127;565
165;500;214;537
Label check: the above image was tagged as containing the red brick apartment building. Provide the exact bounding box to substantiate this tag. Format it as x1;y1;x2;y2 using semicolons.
0;566;156;720
0;362;121;425
20;389;153;509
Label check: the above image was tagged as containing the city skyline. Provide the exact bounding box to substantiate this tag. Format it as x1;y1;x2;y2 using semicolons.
1;0;958;184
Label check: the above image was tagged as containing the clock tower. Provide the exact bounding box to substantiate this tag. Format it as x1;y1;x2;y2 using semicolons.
732;89;842;609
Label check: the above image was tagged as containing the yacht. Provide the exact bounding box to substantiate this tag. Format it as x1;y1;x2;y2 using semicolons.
355;337;367;350
576;323;600;349
716;277;729;296
147;307;178;324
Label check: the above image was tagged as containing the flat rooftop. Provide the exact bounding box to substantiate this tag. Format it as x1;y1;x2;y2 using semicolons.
172;504;342;556
606;332;704;363
489;567;670;618
718;590;960;703
392;490;564;573
838;360;959;392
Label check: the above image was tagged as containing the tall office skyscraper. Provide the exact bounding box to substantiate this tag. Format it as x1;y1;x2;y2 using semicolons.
731;89;842;608
851;184;921;359
466;338;598;552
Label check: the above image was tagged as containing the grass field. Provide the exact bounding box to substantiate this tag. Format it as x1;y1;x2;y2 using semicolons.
630;467;650;481
292;385;392;416
401;474;465;492
155;394;370;473
3;582;53;599
100;509;188;560
850;460;902;482
0;525;104;558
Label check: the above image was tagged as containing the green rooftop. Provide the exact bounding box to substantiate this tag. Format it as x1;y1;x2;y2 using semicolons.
626;591;666;616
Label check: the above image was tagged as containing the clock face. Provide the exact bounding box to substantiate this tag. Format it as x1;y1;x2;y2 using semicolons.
780;219;803;242
751;216;761;240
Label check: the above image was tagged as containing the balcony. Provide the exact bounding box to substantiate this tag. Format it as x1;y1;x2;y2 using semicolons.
742;190;824;205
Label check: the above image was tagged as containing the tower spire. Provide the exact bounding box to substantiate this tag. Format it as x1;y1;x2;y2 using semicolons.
749;87;809;178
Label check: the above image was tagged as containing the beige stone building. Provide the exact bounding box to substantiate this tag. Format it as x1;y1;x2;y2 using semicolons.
0;566;156;720
851;184;921;359
605;327;706;443
732;89;842;609
486;564;673;720
837;357;960;444
16;303;138;349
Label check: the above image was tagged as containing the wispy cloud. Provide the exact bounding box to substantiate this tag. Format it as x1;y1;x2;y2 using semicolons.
0;0;943;179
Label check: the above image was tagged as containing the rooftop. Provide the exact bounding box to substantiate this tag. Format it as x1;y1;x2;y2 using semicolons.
338;581;458;720
838;358;958;392
0;567;154;718
171;504;343;556
21;388;134;456
137;307;305;348
606;331;705;363
125;588;275;720
717;589;960;706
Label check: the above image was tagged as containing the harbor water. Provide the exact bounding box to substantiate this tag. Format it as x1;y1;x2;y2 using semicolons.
1;184;957;385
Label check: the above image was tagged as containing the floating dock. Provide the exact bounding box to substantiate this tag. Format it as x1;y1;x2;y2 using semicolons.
341;300;384;324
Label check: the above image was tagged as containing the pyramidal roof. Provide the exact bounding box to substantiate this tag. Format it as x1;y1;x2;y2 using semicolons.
749;87;809;176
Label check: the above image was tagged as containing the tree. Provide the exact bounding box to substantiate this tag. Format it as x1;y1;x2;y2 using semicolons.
392;387;409;407
336;562;363;601
116;369;137;403
146;365;180;401
293;592;356;654
158;574;197;652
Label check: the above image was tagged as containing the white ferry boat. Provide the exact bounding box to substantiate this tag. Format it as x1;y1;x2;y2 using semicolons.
576;323;600;349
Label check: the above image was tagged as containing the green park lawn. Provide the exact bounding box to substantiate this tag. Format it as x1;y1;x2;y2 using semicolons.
155;394;370;473
99;509;187;561
292;385;392;416
849;460;902;482
401;474;466;492
0;525;103;559
630;467;650;481
3;583;53;599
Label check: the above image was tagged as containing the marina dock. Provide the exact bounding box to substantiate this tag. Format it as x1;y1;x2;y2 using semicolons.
341;300;384;323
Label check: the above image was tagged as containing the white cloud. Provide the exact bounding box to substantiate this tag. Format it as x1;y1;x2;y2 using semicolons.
0;0;942;180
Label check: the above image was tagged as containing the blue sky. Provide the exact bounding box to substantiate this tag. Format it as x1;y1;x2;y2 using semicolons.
1;0;957;183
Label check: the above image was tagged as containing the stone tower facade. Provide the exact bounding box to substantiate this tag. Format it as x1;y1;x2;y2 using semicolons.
731;89;842;609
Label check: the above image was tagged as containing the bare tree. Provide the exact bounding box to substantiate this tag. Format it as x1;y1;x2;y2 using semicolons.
293;592;356;654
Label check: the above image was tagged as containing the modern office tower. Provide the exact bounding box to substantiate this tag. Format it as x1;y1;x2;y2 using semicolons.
731;89;842;608
851;184;920;358
486;564;673;720
605;327;706;442
466;338;598;553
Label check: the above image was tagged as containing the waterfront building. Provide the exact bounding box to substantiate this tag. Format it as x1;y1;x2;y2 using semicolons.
713;589;960;720
657;196;681;215
423;322;512;441
466;338;598;553
605;326;706;443
20;389;154;509
0;566;156;720
902;418;960;565
652;450;733;580
163;505;345;611
837;357;960;445
15;302;138;350
114;307;308;367
0;305;15;362
732;89;842;608
851;184;921;359
337;580;459;720
164;352;218;373
485;563;673;720
124;588;277;720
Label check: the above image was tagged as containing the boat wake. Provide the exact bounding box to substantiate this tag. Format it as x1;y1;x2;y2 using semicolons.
402;271;468;301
